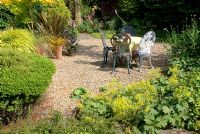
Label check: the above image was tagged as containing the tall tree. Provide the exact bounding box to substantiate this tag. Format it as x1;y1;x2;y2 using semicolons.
74;0;82;26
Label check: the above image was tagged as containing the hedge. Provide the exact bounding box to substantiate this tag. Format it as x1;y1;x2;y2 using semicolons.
0;49;55;124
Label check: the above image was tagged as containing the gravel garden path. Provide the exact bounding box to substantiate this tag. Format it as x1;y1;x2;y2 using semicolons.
30;33;168;121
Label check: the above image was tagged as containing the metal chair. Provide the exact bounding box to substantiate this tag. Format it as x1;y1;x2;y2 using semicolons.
110;33;132;74
99;30;114;68
137;31;156;72
121;25;136;36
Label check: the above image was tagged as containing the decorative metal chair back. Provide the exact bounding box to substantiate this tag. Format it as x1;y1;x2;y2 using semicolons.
110;33;132;74
137;31;156;72
99;29;114;67
111;33;131;53
99;30;108;48
139;31;156;48
121;25;136;36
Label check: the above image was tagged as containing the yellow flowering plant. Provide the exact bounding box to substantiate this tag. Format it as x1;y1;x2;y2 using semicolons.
75;66;200;133
0;0;70;26
49;36;66;47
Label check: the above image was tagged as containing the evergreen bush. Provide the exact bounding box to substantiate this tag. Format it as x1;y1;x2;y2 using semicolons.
0;4;15;29
0;49;55;124
0;28;36;52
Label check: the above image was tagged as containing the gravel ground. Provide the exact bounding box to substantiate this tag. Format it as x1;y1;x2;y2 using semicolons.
30;33;169;121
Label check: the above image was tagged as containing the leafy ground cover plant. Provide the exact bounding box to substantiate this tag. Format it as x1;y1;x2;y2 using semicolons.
0;28;36;52
75;66;200;133
77;79;159;133
143;66;200;133
0;49;55;124
0;111;119;134
70;87;87;99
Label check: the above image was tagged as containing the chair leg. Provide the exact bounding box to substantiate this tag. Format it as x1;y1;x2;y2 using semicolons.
105;50;108;64
101;50;107;68
127;56;130;74
148;54;154;69
138;55;143;72
112;53;116;74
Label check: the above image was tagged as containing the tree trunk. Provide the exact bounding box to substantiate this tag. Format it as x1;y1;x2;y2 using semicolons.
74;0;82;26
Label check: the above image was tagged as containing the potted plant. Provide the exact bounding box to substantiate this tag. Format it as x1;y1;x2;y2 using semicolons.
49;36;66;59
34;11;70;59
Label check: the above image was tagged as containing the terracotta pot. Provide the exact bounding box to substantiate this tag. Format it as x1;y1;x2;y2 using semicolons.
36;46;44;55
55;45;63;59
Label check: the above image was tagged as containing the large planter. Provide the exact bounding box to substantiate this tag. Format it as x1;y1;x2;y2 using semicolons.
55;45;63;59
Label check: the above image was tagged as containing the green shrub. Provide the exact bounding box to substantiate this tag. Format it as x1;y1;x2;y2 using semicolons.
168;21;200;58
80;4;92;19
65;25;79;39
167;21;200;70
1;0;44;27
104;19;117;31
76;67;200;133
78;79;158;128
0;49;55;124
77;20;94;33
43;0;71;18
0;4;15;29
0;28;36;52
144;66;200;133
170;57;200;71
1;111;119;134
77;20;99;33
1;0;70;27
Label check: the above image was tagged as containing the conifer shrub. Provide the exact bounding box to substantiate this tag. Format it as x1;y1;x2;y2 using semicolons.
0;28;36;52
0;49;55;124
